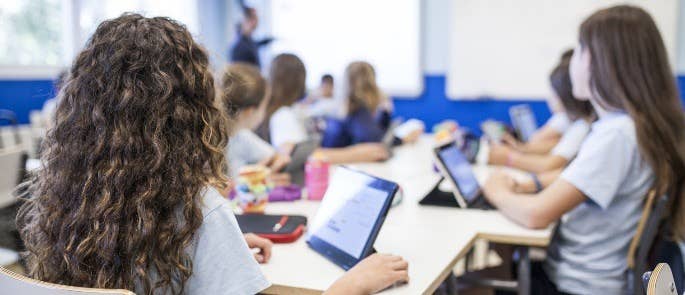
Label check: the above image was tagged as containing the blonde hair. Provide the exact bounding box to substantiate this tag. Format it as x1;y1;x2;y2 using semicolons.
345;61;383;113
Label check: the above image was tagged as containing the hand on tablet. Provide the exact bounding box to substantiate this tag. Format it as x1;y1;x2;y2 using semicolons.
268;172;292;187
483;170;517;201
401;128;423;144
326;253;409;295
243;233;272;264
488;144;513;165
501;133;522;149
261;153;291;172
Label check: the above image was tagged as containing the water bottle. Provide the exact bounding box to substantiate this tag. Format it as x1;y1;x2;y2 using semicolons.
305;152;329;201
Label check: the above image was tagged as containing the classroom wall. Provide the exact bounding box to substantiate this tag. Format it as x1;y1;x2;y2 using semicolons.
392;0;685;133
1;0;684;129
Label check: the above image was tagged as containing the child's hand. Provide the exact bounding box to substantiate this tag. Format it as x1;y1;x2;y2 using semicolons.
488;144;513;165
268;172;292;187
326;253;409;295
501;133;521;149
243;233;272;264
401;128;423;144
483;170;516;201
261;154;291;172
270;154;291;172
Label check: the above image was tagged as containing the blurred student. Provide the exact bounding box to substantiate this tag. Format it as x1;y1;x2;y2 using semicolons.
300;74;341;119
488;50;595;174
256;53;309;152
258;54;390;163
501;50;579;154
321;61;421;148
482;6;685;294
219;62;290;185
18;14;408;295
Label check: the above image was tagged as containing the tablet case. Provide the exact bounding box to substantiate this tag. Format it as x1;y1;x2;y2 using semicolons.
236;214;307;243
418;177;460;207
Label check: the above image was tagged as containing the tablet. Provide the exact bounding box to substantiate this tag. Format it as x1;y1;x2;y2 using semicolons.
307;166;399;270
509;104;537;142
283;139;319;185
433;141;483;208
381;119;402;149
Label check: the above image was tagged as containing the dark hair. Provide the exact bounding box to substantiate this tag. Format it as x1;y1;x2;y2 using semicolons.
257;53;306;140
321;74;334;84
17;13;229;294
579;5;685;240
220;62;267;118
549;49;594;121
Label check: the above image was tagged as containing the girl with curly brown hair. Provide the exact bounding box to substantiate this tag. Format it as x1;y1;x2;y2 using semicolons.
17;13;407;295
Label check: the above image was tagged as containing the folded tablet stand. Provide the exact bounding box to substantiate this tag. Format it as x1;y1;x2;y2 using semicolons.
418;177;461;207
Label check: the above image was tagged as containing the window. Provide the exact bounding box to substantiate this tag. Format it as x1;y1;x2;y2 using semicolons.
0;0;199;77
78;0;199;47
0;0;64;66
269;0;422;97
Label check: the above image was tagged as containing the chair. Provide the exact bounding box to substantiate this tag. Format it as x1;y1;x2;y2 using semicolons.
643;263;678;295
628;190;672;295
0;147;28;262
0;266;135;295
0;109;22;149
0;147;25;208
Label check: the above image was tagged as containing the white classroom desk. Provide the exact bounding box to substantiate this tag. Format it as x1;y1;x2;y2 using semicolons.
260;137;552;295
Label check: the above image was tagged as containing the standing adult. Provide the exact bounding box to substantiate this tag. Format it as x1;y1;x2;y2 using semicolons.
229;5;273;68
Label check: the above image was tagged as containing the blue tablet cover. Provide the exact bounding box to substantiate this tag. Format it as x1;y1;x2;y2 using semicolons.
306;166;398;270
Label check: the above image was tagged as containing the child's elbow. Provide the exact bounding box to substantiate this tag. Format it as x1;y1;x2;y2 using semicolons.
522;211;553;229
542;157;567;172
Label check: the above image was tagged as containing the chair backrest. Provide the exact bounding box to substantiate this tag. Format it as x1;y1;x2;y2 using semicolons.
644;263;678;295
0;109;21;149
0;266;135;295
628;190;672;295
0;147;25;208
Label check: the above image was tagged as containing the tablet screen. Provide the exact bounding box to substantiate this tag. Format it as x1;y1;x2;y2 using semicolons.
510;105;537;142
437;144;480;202
307;167;397;267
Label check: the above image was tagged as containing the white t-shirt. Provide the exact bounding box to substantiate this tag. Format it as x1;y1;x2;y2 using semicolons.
545;113;572;133
227;129;276;178
184;187;271;294
300;98;344;119
550;119;591;160
546;113;653;294
269;106;308;148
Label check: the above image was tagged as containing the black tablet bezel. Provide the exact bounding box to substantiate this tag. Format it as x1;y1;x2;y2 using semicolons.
433;141;483;208
283;139;319;173
307;166;398;270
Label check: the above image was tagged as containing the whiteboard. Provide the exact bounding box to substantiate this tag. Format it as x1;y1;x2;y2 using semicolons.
269;0;422;97
447;0;680;100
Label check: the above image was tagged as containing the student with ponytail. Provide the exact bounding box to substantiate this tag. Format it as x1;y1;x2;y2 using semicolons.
482;5;685;294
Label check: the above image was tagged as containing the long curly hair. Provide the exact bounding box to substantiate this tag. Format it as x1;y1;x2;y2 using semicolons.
17;13;229;294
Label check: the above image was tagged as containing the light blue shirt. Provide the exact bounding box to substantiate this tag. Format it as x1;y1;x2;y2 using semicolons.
551;119;590;160
545;113;653;295
185;187;271;294
227;129;275;178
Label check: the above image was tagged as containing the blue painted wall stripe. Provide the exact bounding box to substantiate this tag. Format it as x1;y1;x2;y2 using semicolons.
0;80;56;125
1;75;684;130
